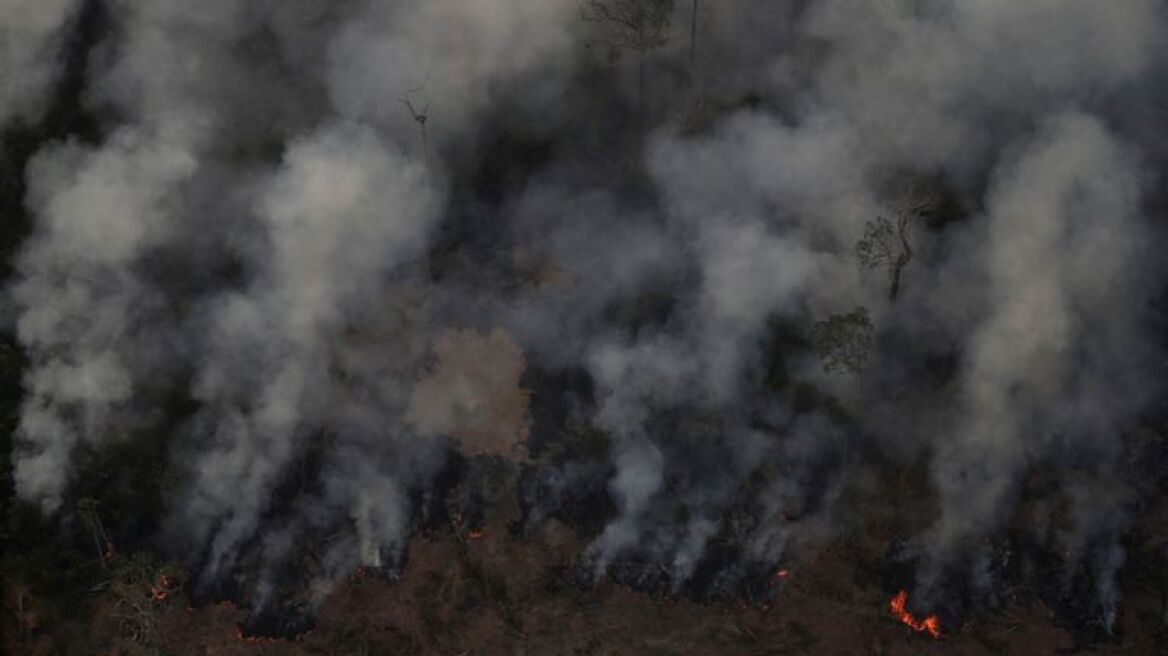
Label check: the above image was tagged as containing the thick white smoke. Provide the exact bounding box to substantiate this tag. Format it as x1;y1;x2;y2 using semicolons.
4;0;1166;631
13;127;198;511
921;112;1153;620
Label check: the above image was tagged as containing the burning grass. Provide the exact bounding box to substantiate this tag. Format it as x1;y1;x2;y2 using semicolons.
6;457;1168;655
7;526;1168;655
889;590;943;639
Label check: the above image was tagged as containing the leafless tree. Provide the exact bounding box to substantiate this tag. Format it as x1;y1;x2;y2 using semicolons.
856;191;938;302
400;89;432;168
689;0;698;64
582;0;675;111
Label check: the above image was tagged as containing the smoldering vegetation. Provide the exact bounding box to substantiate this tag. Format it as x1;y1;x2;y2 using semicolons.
4;0;1168;646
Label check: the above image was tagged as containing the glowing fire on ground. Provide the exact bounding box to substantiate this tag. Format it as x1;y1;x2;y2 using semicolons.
236;627;280;644
467;528;484;539
774;569;791;580
149;575;173;602
889;590;942;639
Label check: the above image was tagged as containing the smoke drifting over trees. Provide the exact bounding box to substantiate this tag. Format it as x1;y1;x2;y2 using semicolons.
5;0;1168;643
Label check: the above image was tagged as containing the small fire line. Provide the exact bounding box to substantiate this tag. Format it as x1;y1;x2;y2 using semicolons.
889;590;942;639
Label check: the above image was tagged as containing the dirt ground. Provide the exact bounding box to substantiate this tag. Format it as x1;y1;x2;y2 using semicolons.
11;507;1163;656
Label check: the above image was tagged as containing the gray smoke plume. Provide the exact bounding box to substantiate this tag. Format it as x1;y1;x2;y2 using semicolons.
0;0;82;125
5;0;1168;632
13;127;198;511
173;120;440;583
920;111;1155;622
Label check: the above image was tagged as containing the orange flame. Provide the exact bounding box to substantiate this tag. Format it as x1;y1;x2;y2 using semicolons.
775;569;791;580
889;590;942;639
467;528;484;539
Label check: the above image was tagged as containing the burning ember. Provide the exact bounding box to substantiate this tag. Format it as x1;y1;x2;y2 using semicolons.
889;590;942;639
774;569;791;580
467;528;484;539
236;626;281;644
149;574;174;602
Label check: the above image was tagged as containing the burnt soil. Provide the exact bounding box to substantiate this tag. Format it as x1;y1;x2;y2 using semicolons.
8;472;1168;656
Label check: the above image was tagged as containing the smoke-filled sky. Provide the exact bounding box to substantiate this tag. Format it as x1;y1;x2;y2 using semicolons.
5;0;1168;631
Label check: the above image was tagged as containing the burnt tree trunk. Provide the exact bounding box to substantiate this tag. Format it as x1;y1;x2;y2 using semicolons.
690;0;698;63
638;49;646;115
888;216;912;302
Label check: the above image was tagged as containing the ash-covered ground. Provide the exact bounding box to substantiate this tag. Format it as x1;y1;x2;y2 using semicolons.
4;1;1168;654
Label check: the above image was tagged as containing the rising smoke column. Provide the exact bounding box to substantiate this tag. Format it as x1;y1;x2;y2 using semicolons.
3;0;1167;628
791;0;1166;622
7;0;583;600
11;127;197;512
169;121;440;585
920;112;1156;628
0;0;83;125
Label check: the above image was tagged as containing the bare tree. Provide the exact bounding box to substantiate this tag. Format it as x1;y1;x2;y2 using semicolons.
582;0;675;111
400;89;432;168
689;0;698;64
855;191;937;302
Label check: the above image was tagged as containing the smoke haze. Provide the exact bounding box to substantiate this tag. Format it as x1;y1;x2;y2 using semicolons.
6;0;1168;634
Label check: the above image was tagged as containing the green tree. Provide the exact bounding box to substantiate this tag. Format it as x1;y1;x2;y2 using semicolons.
810;307;873;374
